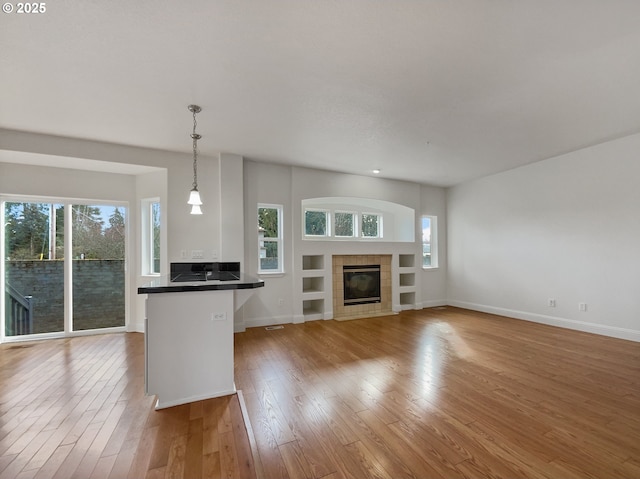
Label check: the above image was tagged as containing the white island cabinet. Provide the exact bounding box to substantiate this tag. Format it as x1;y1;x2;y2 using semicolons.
139;274;264;409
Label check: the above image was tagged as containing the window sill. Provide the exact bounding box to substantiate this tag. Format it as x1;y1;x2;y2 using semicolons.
422;266;439;271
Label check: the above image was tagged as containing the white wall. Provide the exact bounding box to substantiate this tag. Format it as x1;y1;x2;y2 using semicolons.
241;162;448;329
219;153;244;263
0;129;229;334
0;129;223;266
135;169;168;332
1;130;450;335
447;133;640;341
0;161;139;331
420;184;447;307
8;129;637;342
243;161;294;329
291;167;424;320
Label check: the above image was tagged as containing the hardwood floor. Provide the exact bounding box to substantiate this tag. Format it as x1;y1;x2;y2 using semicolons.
235;307;640;479
1;307;639;478
0;332;255;479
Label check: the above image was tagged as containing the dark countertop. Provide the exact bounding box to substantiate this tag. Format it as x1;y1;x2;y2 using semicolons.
138;273;264;294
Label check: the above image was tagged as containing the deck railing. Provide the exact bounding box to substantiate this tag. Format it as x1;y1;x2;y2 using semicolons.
5;283;33;335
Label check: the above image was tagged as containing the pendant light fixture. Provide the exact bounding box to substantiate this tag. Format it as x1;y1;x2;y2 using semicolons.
187;104;203;215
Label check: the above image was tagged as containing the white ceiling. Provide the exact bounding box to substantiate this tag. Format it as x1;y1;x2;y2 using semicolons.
2;1;640;186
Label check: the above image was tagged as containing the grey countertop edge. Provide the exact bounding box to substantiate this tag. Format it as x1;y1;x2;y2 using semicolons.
138;276;265;294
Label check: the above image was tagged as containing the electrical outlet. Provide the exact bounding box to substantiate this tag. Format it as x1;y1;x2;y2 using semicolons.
191;250;204;259
548;298;556;307
211;312;227;321
579;303;587;312
278;298;284;306
180;249;188;259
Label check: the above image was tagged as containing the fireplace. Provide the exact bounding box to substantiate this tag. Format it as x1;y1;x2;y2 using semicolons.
343;265;381;305
332;255;391;321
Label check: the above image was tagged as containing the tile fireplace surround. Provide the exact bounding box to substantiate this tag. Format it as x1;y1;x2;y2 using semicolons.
332;255;392;320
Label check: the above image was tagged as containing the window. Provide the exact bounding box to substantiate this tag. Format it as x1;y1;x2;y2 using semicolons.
150;202;161;274
258;204;283;273
302;197;413;242
361;213;381;238
304;209;330;237
422;215;438;268
334;211;356;237
142;199;161;275
3;199;127;339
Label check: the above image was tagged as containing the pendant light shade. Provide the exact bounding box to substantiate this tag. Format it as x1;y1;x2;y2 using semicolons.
187;104;203;214
188;188;202;206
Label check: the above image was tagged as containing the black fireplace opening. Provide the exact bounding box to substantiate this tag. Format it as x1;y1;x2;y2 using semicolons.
343;264;381;306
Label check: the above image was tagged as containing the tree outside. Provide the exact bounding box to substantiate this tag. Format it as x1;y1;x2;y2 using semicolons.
258;206;280;270
4;202;126;336
305;210;327;235
334;212;354;237
4;203;64;260
361;214;379;237
258;207;278;238
5;202;125;260
73;205;125;259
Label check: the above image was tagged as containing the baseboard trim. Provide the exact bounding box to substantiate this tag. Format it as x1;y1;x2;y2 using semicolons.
131;321;145;333
419;299;448;309
448;300;640;342
242;315;294;330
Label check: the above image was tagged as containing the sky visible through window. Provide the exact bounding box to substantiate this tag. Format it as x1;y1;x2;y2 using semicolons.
422;217;431;244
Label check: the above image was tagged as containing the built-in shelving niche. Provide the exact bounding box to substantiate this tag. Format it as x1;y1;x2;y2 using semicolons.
303;276;324;294
398;254;417;309
399;272;415;287
399;292;416;307
303;299;324;321
302;255;324;271
300;253;420;319
302;255;326;321
398;254;415;268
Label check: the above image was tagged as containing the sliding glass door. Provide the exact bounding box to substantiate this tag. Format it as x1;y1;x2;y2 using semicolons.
4;202;65;336
2;199;127;339
72;204;126;331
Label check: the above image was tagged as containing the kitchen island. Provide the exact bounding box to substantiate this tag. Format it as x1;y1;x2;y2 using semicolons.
138;263;264;409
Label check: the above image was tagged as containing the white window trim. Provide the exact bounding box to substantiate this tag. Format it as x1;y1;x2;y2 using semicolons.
141;198;161;276
361;212;382;239
303;208;331;238
422;215;438;269
258;203;284;274
334;210;357;238
1;196;129;341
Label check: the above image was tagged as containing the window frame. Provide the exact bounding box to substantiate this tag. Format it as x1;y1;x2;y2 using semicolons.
2;196;129;341
421;215;438;269
333;210;357;238
361;212;382;239
303;208;331;238
258;203;284;274
141;198;161;276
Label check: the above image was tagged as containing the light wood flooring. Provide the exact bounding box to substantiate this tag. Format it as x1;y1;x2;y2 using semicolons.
235;307;640;479
0;331;255;479
0;307;638;478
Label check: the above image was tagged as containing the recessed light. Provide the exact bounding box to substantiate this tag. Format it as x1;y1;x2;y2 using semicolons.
372;169;381;174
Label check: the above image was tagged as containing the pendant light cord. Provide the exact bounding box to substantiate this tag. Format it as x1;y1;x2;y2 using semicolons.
192;108;199;190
